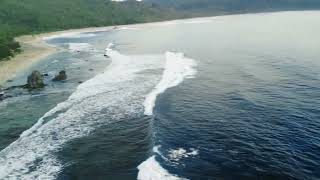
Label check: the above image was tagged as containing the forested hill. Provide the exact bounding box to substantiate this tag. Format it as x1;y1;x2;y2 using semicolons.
0;0;176;60
147;0;320;11
1;0;320;60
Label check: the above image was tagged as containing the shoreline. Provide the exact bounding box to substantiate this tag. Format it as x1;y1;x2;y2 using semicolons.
0;10;316;86
0;36;56;85
0;25;133;86
0;26;115;86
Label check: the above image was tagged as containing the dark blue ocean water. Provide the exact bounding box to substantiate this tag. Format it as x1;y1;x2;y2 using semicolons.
0;11;320;180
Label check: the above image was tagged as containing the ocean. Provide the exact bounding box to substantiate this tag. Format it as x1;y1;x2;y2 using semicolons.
0;11;320;180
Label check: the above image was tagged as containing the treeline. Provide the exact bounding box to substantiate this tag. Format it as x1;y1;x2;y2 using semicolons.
0;37;21;60
0;0;178;61
0;21;27;60
147;0;320;11
0;28;21;60
146;0;320;18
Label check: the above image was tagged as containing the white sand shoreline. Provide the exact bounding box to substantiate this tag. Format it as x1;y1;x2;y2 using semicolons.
0;25;120;85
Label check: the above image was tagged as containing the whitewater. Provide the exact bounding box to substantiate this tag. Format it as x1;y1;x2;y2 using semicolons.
1;11;320;180
138;52;197;180
0;40;196;179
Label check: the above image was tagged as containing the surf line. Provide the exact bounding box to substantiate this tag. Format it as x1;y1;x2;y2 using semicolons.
0;42;150;179
143;51;197;116
138;51;197;180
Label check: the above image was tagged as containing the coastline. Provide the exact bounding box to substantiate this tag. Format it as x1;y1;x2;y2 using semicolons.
0;24;142;85
0;27;115;86
0;10;315;86
0;35;56;85
0;26;124;86
0;10;319;179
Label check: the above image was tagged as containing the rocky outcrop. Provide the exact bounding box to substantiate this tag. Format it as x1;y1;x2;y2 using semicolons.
52;70;67;81
0;91;4;101
26;71;45;89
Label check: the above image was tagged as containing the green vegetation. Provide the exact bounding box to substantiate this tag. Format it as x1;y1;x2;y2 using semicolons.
147;0;320;19
147;0;320;11
0;37;21;60
0;24;23;60
1;0;320;60
0;0;178;60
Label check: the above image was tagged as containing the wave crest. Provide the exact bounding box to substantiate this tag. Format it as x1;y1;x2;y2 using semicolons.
144;51;197;116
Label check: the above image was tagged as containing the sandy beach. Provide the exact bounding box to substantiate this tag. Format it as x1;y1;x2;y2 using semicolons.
0;26;115;85
0;25;139;85
0;36;55;85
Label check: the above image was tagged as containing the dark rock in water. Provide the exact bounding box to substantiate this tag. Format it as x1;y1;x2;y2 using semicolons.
7;79;13;83
89;69;94;71
0;91;4;100
26;71;45;89
52;70;67;81
43;73;49;77
0;92;13;100
0;71;47;95
78;81;83;84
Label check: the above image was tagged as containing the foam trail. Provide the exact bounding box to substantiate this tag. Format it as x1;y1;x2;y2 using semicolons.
137;156;184;180
144;51;197;116
67;43;93;52
0;43;164;179
138;52;196;180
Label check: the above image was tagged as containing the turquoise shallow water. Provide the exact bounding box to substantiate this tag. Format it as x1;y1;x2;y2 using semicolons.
0;11;320;180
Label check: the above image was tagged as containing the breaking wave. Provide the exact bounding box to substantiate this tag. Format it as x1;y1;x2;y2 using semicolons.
138;52;197;180
0;34;197;179
0;43;164;179
144;52;197;116
67;43;94;52
137;156;184;180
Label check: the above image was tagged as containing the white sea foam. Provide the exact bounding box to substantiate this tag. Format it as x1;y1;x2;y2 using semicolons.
105;42;114;52
137;146;198;180
168;148;199;161
137;156;184;180
153;145;169;161
1;40;196;179
144;51;197;116
0;43;164;179
138;52;197;180
51;59;59;64
118;27;139;30
67;43;94;52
